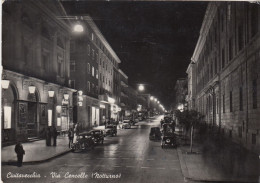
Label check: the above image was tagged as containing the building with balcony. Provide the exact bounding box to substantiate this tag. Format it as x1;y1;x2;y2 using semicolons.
2;0;75;145
187;2;260;152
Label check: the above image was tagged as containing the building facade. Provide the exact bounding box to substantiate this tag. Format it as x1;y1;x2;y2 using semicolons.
175;78;188;111
187;2;260;152
2;0;75;145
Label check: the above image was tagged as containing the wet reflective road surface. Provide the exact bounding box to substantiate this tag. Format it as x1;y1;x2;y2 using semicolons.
2;116;195;183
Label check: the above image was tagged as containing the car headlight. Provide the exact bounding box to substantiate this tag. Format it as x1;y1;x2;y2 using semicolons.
166;139;171;143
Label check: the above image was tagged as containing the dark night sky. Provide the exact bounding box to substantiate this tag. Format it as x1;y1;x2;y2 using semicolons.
62;1;208;109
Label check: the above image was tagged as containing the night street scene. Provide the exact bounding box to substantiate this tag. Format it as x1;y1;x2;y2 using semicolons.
1;0;260;183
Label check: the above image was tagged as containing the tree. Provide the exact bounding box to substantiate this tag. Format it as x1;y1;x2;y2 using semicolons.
175;109;204;153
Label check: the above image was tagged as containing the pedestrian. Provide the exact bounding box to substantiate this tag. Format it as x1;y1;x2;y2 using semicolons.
73;123;79;143
68;128;74;148
52;127;58;146
46;127;51;146
14;142;25;167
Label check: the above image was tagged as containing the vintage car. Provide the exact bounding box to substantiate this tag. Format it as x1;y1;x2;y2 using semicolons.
161;133;177;148
105;125;117;136
88;130;104;144
122;120;131;129
71;133;95;152
160;116;174;127
149;127;161;140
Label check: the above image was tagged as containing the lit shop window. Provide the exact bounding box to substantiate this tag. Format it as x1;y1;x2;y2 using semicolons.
4;106;11;129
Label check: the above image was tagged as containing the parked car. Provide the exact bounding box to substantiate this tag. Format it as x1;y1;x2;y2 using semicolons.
149;127;161;140
71;133;95;152
161;133;177;148
122;120;131;129
105;125;117;136
88;130;104;144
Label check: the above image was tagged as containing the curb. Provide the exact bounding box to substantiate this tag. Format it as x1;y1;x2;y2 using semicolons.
177;147;258;183
2;149;72;166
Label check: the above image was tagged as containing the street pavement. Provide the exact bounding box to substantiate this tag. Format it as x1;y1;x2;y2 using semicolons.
2;116;192;183
2;116;258;183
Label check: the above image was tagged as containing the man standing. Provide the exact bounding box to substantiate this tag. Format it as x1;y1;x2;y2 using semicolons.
52;127;58;146
14;142;25;167
68;128;74;148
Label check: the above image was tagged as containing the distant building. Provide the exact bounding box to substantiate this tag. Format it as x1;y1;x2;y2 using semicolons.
175;78;188;111
187;2;260;152
2;0;75;144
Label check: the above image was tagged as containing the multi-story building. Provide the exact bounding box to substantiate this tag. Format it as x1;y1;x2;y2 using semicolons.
2;0;75;145
119;69;129;120
187;2;260;152
175;78;188;111
70;15;121;128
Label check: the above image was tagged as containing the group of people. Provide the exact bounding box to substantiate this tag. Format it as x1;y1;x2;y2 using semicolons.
68;123;79;148
45;127;58;146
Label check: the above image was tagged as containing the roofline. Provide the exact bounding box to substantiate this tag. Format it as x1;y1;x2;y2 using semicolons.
118;69;128;79
85;15;121;64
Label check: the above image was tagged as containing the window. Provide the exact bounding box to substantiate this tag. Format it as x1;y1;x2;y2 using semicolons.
109;80;110;86
91;33;94;41
70;60;76;72
221;13;224;32
240;87;243;111
229;37;233;61
96;53;98;63
103;76;104;83
70;41;75;52
251;5;258;37
238;25;244;51
96;86;99;94
87;63;90;74
88;45;90;55
216;97;219;114
253;79;257;109
42;54;48;71
238;126;242;138
92;83;95;92
96;69;98;79
92;66;95;77
222;48;225;68
230;91;233;112
70;80;75;89
57;57;63;77
223;94;225;113
252;134;256;145
227;3;231;21
106;78;107;84
103;61;105;68
106;64;107;70
92;49;95;60
87;82;90;92
100;73;102;81
215;57;217;74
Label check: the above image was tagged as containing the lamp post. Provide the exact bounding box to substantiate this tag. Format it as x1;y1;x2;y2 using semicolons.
138;84;145;92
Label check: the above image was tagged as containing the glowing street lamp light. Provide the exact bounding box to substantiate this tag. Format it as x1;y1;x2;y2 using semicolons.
150;96;154;100
138;84;144;91
28;84;36;94
154;98;157;102
73;24;84;33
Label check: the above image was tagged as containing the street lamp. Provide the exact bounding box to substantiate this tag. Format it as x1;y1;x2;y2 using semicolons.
73;23;84;33
150;96;154;100
154;98;157;102
28;84;36;94
48;89;55;97
138;84;144;91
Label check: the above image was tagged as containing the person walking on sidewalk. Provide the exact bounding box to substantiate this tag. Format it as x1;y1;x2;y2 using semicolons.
14;142;25;167
46;127;51;146
52;127;58;146
73;123;79;143
68;128;74;148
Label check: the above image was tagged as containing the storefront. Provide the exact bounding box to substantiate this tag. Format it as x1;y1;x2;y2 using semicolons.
1;70;75;145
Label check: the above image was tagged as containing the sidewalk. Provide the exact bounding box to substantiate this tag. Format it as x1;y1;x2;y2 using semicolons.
177;132;260;183
2;136;70;165
2;125;118;165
